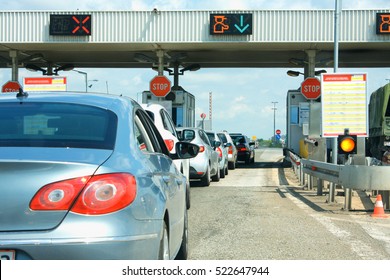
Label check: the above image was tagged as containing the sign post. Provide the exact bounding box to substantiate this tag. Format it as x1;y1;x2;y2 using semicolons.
1;81;21;93
301;77;321;100
200;113;206;129
149;75;171;98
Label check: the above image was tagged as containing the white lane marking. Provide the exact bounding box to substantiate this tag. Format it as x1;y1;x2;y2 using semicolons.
279;185;387;259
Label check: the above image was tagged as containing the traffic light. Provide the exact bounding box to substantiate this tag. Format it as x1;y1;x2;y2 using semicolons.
338;134;357;155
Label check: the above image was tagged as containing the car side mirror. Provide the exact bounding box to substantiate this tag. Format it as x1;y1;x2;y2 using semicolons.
225;142;232;147
175;142;199;159
213;140;221;149
181;129;195;141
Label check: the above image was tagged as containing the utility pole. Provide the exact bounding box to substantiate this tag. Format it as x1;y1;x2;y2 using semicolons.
271;101;278;144
209;92;212;130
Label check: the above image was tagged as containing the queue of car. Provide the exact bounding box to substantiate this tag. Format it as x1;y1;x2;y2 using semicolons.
0;91;199;260
0;90;254;260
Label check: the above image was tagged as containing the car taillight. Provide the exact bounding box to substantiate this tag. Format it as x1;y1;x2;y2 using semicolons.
216;147;223;158
164;139;175;151
30;173;137;215
30;176;90;211
228;146;233;155
238;147;247;152
198;146;205;153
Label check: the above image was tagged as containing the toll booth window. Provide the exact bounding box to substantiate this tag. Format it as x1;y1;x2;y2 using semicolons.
0;102;117;149
173;107;184;127
290;106;299;124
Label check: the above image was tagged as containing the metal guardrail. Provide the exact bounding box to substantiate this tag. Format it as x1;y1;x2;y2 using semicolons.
287;149;390;191
286;149;390;210
300;158;390;191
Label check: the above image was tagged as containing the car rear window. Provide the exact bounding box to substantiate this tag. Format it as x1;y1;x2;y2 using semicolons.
0;102;117;149
231;135;246;144
217;133;227;143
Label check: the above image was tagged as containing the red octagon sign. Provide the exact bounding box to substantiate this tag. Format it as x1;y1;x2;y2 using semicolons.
150;75;171;97
301;77;321;100
2;80;21;93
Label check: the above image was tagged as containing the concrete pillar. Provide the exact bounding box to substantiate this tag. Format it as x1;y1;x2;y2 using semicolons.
9;50;19;81
305;50;317;78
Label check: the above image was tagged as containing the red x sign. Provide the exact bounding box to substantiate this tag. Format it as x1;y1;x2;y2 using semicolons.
72;16;91;34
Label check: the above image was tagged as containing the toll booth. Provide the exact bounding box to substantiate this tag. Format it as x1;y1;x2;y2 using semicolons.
286;90;309;157
142;87;195;127
286;89;327;161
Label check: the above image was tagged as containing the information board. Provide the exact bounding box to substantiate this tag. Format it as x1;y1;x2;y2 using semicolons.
23;77;67;92
321;73;367;137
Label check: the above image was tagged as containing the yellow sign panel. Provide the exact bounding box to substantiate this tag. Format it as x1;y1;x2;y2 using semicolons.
23;77;67;91
321;73;367;137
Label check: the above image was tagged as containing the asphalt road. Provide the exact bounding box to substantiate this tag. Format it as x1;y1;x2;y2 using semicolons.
188;148;390;260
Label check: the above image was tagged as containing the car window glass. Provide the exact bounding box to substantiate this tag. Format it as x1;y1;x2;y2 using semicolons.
145;110;155;121
134;115;154;152
136;109;168;155
217;133;227;143
161;110;177;138
206;132;215;143
0;102;117;149
182;130;195;141
199;130;211;146
231;135;245;144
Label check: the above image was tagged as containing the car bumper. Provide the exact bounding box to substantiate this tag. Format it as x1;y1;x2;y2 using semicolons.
0;213;164;260
189;166;206;178
0;233;160;260
227;154;236;162
188;155;209;178
237;151;251;161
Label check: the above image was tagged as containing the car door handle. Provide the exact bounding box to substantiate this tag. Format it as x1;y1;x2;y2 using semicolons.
163;175;183;186
162;175;171;184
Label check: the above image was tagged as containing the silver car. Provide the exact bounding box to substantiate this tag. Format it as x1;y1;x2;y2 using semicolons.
0;91;199;260
177;127;220;186
206;131;229;178
217;131;237;170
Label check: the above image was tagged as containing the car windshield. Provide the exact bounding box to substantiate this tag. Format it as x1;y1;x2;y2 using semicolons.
0;102;117;149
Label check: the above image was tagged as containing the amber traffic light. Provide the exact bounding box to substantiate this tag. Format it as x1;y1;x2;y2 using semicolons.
338;134;357;154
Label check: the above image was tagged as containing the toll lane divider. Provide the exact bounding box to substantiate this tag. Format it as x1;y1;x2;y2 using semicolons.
301;159;390;191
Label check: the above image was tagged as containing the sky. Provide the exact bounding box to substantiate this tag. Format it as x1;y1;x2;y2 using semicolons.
1;0;389;140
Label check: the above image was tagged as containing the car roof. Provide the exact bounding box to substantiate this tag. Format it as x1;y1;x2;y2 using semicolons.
176;127;203;131
0;91;137;112
141;103;166;111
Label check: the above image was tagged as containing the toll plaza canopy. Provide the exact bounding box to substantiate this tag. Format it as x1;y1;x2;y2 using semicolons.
0;9;390;70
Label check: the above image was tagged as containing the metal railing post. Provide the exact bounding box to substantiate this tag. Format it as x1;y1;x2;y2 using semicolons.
344;188;352;210
317;178;323;196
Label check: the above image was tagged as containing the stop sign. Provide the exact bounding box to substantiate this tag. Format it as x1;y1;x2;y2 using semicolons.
301;77;321;100
150;75;171;97
2;80;21;93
